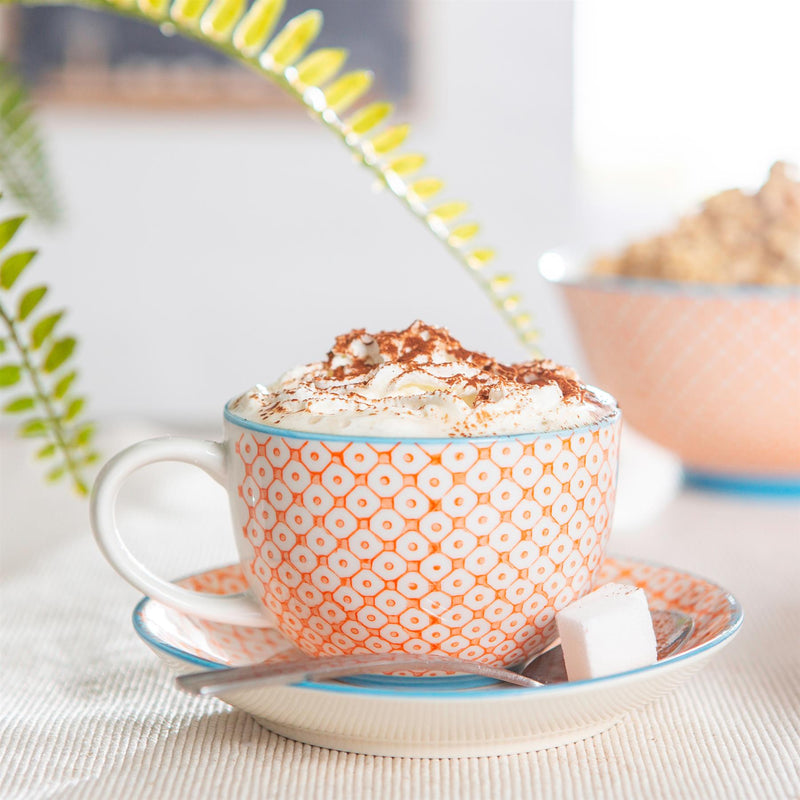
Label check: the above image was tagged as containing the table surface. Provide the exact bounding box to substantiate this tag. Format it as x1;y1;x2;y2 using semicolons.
1;422;798;800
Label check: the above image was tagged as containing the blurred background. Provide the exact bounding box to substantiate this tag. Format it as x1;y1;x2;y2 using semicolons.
1;0;799;424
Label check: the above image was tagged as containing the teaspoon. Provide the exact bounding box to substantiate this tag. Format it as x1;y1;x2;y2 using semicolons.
176;609;693;697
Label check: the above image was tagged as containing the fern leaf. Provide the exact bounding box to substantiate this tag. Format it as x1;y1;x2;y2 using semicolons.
429;201;468;222
200;0;245;40
409;178;444;200
489;274;513;293
0;364;21;386
43;336;77;372
387;154;426;176
344;101;393;137
0;206;95;495
53;371;77;399
137;0;171;19
0;65;59;224
3;395;35;413
17;285;47;321
323;71;373;113
30;311;64;349
233;0;285;55
170;0;211;26
0;216;25;250
0;250;36;289
4;1;541;357
370;124;410;155
467;249;496;270
295;48;348;87
448;222;480;246
261;10;323;69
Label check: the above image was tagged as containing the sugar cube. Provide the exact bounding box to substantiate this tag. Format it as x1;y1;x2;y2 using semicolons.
556;582;658;681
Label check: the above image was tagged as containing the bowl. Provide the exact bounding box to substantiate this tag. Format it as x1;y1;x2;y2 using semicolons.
540;250;800;494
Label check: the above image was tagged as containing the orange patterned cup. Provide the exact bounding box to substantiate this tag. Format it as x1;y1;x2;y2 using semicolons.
91;395;621;668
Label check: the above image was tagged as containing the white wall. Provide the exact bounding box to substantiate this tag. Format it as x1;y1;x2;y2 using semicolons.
16;0;578;424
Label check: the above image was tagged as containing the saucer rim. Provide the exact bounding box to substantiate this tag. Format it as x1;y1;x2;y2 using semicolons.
132;555;743;698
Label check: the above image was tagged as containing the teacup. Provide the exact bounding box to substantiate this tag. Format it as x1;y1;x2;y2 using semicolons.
91;394;621;668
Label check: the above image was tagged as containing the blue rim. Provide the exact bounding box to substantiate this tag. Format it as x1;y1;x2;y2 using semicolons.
132;558;744;699
685;469;800;498
223;392;620;445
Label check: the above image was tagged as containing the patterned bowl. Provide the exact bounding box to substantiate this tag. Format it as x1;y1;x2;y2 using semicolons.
540;251;800;493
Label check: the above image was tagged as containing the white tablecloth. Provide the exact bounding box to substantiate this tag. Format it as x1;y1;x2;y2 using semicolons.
1;422;798;799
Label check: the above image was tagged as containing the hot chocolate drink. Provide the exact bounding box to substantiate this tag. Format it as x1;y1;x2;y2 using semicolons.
230;320;614;437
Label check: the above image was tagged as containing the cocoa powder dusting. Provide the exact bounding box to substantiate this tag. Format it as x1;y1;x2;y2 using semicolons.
325;320;587;404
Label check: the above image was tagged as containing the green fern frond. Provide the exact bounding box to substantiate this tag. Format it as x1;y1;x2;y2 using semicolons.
0;61;60;223
9;0;540;352
0;202;96;495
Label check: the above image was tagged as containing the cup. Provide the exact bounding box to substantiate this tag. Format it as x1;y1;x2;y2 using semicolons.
91;394;621;667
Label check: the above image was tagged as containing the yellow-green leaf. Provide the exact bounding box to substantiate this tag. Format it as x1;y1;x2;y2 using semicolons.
323;70;373;113
19;418;47;437
387;154;426;176
296;48;348;87
138;0;171;18
0;87;23;119
409;178;444;199
3;396;35;413
0;250;36;290
0;339;5;354
448;222;480;246
73;424;95;447
513;313;533;329
36;442;56;460
46;464;66;482
262;10;323;69
523;329;540;345
53;371;77;399
200;0;245;40
108;0;137;9
43;337;76;373
233;0;285;56
345;101;393;137
64;397;85;422
370;124;410;155
429;201;468;222
0;365;21;387
467;249;495;270
489;274;513;293
0;216;25;251
170;0;211;25
31;311;64;349
17;285;47;321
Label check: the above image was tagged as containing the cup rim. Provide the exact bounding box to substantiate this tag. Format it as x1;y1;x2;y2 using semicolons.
537;247;800;297
223;386;620;445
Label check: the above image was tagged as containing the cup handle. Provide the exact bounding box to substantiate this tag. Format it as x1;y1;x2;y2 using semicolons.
90;436;272;628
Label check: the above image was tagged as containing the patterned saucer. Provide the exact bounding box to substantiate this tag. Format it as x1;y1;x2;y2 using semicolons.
133;556;742;757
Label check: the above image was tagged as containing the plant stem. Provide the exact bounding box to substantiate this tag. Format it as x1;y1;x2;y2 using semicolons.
0;298;87;493
17;0;541;356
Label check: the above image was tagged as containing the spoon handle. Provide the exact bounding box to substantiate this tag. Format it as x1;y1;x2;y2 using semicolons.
176;651;541;696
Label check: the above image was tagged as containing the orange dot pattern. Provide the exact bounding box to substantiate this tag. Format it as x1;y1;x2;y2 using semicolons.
234;422;620;667
169;554;735;670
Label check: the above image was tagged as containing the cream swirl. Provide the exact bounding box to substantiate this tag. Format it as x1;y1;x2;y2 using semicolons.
229;321;614;437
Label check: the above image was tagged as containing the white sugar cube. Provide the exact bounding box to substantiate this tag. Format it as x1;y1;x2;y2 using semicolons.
556;583;658;681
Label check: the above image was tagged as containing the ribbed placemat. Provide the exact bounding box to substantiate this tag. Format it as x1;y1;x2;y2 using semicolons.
1;442;798;799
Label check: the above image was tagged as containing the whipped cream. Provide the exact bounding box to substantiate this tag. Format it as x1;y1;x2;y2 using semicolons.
230;321;614;437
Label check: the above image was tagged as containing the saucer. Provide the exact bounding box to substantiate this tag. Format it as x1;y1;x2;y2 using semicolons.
133;556;742;757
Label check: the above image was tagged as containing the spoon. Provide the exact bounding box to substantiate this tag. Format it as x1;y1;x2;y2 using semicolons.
176;609;693;697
